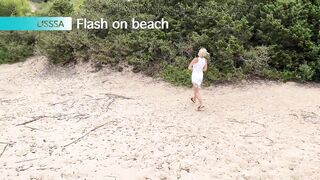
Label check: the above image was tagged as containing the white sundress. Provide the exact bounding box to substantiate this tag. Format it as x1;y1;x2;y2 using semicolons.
191;57;206;87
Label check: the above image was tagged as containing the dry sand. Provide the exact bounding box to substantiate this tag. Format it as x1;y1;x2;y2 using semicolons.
0;56;319;180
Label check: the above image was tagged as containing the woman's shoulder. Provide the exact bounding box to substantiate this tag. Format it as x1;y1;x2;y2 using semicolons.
192;57;199;63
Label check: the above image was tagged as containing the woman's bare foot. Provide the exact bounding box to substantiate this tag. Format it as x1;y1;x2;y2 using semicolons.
197;105;205;111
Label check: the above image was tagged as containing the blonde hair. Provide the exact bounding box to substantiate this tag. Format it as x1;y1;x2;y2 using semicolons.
198;48;209;58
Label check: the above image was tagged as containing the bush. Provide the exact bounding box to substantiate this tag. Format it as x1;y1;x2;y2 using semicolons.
161;64;192;86
297;63;315;81
35;0;86;64
0;0;33;64
0;32;35;64
70;0;254;84
4;0;320;84
242;46;271;76
36;32;74;64
0;0;30;16
248;0;320;81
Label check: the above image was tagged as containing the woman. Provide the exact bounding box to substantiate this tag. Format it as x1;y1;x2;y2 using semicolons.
188;48;208;111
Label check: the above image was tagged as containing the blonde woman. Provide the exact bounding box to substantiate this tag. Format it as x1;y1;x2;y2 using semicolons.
188;48;208;111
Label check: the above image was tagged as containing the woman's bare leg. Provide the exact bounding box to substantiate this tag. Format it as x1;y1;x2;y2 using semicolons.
194;87;202;106
192;86;197;102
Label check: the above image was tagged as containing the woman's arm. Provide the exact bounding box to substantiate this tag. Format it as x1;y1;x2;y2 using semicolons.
203;59;208;72
188;58;198;70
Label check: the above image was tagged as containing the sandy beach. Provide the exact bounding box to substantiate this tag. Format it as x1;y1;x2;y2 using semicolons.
0;57;319;179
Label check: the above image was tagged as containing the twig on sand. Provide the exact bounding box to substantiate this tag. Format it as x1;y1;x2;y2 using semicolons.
0;141;13;145
63;120;117;148
0;144;8;158
105;175;118;179
250;121;266;128
16;116;47;126
15;157;43;163
16;165;33;172
73;114;90;122
300;111;319;124
24;126;43;131
49;99;71;106
107;98;115;109
164;125;175;129
36;167;61;171
265;137;274;144
85;94;94;98
227;119;246;124
104;93;133;100
240;131;263;138
0;98;24;103
289;113;299;118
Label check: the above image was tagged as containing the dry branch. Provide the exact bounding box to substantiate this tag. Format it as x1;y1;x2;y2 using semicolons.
72;113;90;119
24;126;43;131
0;98;20;104
36;167;61;171
49;99;71;106
0;144;8;158
0;141;12;145
63;120;117;148
16;116;47;126
240;131;264;138
265;137;274;144
16;165;33;172
164;125;175;129
250;121;266;128
105;175;118;179
15;157;43;163
84;94;94;98
105;93;133;100
107;98;115;109
228;119;246;124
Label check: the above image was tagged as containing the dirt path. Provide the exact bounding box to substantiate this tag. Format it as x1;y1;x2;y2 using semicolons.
0;57;319;179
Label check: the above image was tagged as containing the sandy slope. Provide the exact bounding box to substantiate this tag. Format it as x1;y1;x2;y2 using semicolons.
0;57;319;180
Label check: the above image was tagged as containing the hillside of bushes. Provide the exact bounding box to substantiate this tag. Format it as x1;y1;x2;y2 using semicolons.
0;0;319;85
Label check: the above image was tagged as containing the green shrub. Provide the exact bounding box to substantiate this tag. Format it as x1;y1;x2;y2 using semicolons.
48;0;73;16
161;64;192;86
242;46;271;76
249;0;320;81
205;66;221;83
36;29;91;64
9;0;319;84
0;0;30;16
297;63;315;81
0;32;35;64
0;0;33;64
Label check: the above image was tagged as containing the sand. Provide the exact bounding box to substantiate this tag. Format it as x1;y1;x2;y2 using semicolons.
0;56;319;180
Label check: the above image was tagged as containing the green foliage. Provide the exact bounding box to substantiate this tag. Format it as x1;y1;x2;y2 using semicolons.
0;32;35;64
36;32;74;64
248;0;320;81
72;0;85;12
297;63;315;81
242;46;270;76
0;0;31;16
2;0;320;84
0;0;33;64
48;0;73;16
161;64;192;86
34;0;319;83
36;30;90;64
35;0;86;64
